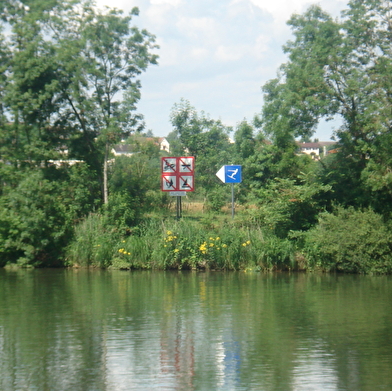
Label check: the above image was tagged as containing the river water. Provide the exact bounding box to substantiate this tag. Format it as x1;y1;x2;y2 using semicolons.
0;269;391;391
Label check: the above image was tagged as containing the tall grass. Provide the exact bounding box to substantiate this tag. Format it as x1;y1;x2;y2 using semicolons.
66;214;297;270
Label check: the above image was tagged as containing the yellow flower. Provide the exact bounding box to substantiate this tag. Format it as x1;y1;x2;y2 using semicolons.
222;244;227;248
209;243;214;247
173;249;179;253
246;240;251;245
164;244;167;247
127;252;131;255
199;242;207;253
166;230;172;235
209;237;214;241
242;243;247;247
216;237;220;241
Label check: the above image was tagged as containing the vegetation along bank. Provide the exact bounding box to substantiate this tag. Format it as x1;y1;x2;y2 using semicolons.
1;0;392;274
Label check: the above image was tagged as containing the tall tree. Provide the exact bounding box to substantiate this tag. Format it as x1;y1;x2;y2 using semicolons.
1;0;71;167
170;99;233;195
0;0;158;203
260;1;392;209
54;2;158;203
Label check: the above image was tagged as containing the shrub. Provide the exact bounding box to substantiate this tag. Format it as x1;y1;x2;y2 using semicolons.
0;171;74;267
302;207;392;274
249;177;331;238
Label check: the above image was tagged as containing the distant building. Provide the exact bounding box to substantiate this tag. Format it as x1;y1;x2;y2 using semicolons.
111;144;138;157
297;141;336;159
112;137;170;157
143;137;170;152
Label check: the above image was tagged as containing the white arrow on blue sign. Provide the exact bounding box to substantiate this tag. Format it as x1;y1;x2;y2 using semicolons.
216;165;242;183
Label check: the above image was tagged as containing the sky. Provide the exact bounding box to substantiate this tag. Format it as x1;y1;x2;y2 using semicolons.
96;0;349;141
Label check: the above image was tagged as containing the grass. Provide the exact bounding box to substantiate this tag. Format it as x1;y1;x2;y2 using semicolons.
65;205;297;271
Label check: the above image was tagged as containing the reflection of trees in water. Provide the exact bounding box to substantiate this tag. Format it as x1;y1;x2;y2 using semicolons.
1;270;392;390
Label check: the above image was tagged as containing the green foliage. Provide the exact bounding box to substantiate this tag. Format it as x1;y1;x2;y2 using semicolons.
66;216;297;271
66;191;144;267
0;0;158;203
65;212;118;268
108;154;168;212
302;207;392;274
0;167;99;267
169;99;234;195
234;120;255;160
204;186;229;212
261;1;392;211
248;176;331;238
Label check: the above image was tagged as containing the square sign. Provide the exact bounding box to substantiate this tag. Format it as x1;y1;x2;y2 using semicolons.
162;175;177;191
179;175;194;191
179;157;194;173
162;158;177;173
216;165;242;183
161;157;195;192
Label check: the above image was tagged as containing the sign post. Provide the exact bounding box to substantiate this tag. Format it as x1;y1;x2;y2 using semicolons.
216;165;242;218
161;157;195;219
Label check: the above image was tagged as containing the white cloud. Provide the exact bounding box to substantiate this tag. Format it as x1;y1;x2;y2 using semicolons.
214;45;244;62
176;16;219;42
254;34;270;59
95;0;348;140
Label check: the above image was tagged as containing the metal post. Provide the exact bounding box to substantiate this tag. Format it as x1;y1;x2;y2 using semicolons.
231;183;235;219
176;196;182;220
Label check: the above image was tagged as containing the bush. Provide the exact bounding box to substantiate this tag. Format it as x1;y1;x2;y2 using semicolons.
0;171;73;267
302;207;392;274
249;177;331;238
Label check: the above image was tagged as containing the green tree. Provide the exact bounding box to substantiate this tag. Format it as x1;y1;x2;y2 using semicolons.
1;0;72;168
1;0;158;202
170;99;234;198
0;0;159;265
54;2;158;203
234;120;255;160
249;175;331;238
261;1;392;211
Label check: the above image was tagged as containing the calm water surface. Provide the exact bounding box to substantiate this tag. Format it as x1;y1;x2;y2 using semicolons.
0;269;391;391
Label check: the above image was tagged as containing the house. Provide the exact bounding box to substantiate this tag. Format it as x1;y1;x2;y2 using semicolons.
112;137;170;157
297;141;336;159
146;137;170;152
111;144;139;157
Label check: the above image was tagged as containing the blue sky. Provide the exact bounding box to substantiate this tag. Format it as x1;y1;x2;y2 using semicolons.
97;0;348;140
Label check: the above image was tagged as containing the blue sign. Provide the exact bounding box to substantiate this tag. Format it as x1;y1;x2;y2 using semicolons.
216;165;242;183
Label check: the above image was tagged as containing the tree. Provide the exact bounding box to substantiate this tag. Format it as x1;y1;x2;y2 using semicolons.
170;99;234;197
1;0;158;202
54;2;158;203
234;120;255;160
0;0;159;265
0;0;72;168
260;1;392;210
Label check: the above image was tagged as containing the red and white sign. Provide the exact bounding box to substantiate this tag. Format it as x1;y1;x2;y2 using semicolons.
162;158;177;173
179;157;194;173
179;175;194;191
162;175;177;191
161;157;195;192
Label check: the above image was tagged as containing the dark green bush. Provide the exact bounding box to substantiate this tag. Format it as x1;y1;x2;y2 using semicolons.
302;207;392;274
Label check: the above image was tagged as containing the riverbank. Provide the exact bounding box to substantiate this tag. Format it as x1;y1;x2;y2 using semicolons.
63;207;392;274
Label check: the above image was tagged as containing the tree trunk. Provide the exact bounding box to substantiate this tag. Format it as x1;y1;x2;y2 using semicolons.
103;142;109;204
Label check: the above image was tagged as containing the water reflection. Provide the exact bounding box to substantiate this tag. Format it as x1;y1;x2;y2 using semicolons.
0;270;392;390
